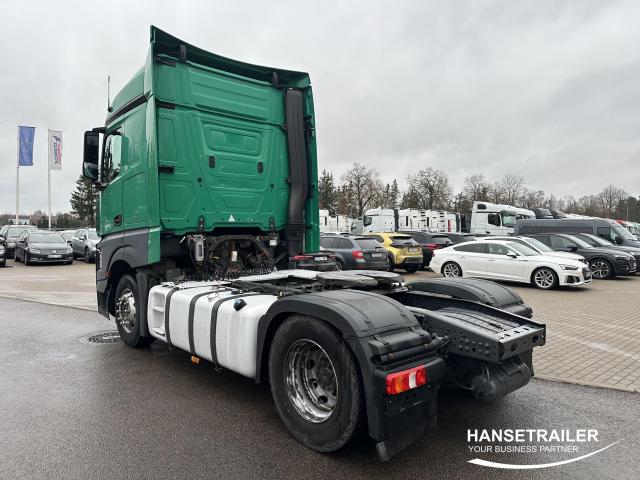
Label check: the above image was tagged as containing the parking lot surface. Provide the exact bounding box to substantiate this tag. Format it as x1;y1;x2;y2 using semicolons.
1;260;639;391
1;297;638;480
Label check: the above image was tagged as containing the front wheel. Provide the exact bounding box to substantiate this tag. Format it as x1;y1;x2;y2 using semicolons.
532;267;558;289
114;274;154;348
442;261;462;277
24;252;31;266
268;315;363;453
84;248;92;263
405;265;419;273
589;259;613;279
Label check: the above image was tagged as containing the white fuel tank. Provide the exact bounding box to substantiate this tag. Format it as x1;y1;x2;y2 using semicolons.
148;283;278;379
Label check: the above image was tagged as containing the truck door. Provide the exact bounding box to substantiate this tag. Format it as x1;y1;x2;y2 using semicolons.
99;132;124;236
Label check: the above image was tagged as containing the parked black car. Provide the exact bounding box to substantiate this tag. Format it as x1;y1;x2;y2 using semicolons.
445;233;478;244
319;234;388;270
0;224;38;258
527;233;636;279
14;231;74;265
572;233;640;267
398;231;452;268
0;234;6;267
70;228;101;262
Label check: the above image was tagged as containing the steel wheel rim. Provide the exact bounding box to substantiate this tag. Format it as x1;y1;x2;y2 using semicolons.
284;339;338;423
534;269;554;288
443;263;460;277
336;260;343;271
591;261;608;279
115;288;136;334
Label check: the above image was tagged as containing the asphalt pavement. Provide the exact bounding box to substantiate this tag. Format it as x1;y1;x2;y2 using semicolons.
1;297;638;480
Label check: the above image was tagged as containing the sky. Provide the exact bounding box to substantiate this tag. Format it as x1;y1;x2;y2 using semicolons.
1;0;639;215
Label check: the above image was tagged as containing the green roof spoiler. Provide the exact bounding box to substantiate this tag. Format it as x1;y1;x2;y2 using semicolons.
150;25;311;88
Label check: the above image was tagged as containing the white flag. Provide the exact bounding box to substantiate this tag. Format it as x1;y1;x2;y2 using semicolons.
48;129;62;170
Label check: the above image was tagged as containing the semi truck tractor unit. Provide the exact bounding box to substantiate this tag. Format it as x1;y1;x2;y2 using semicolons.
83;27;545;460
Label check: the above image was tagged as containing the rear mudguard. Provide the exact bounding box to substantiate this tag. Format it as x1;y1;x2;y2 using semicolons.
257;289;446;460
409;277;533;318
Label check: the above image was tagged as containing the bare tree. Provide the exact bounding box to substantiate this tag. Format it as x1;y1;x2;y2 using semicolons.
488;181;504;204
341;162;384;217
518;189;546;209
406;167;451;210
598;185;627;217
499;174;525;205
463;174;490;204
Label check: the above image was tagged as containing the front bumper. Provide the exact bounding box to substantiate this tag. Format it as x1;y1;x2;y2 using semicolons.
613;258;637;275
27;252;73;262
558;267;592;286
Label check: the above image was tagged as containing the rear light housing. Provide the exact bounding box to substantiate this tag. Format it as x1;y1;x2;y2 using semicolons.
352;250;364;259
426;243;440;250
385;365;427;395
293;255;312;261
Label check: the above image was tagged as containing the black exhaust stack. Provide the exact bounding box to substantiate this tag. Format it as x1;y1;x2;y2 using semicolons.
284;88;308;258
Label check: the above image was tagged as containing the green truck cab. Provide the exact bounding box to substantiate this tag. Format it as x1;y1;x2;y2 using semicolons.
83;26;331;325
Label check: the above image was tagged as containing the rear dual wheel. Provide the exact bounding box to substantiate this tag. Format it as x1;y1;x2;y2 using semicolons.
269;315;363;453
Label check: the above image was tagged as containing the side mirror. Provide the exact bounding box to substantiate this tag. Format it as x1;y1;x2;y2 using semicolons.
614;237;623;245
568;244;578;252
82;131;100;182
507;252;518;258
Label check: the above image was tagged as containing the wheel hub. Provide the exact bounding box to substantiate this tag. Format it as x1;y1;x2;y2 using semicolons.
115;288;136;334
285;339;338;423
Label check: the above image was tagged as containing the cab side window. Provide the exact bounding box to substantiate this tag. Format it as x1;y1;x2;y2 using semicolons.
102;133;122;183
488;213;501;227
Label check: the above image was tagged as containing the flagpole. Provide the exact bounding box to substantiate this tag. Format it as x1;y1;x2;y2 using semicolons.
48;130;52;230
16;126;19;224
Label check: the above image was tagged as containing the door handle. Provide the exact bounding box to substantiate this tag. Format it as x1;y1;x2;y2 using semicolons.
114;215;122;226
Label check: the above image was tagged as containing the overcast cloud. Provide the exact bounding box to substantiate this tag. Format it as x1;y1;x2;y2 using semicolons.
1;0;639;214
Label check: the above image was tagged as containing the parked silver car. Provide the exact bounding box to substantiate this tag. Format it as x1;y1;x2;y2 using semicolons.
71;228;100;263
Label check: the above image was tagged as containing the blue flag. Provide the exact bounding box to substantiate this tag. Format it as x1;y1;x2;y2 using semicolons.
18;126;35;166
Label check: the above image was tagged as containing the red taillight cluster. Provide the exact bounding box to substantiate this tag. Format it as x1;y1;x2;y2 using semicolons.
352;250;364;259
293;255;312;261
385;365;427;395
426;243;440;250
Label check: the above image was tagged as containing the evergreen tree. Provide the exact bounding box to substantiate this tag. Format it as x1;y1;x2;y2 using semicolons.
70;176;96;227
318;169;338;215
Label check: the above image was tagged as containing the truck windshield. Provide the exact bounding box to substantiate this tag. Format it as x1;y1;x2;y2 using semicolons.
612;224;636;240
501;213;517;227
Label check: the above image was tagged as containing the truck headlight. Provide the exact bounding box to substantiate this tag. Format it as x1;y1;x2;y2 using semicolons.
560;264;578;270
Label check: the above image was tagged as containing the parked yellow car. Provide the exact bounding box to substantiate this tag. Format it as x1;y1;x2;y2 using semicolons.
365;232;423;273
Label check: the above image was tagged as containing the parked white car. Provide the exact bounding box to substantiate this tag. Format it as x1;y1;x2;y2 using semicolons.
484;236;587;264
429;240;591;289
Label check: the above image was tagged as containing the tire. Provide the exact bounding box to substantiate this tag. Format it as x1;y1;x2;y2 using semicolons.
441;261;462;278
589;259;613;279
114;274;155;348
531;267;558;290
24;252;30;266
405;265;419;273
336;259;344;271
268;315;363;453
387;254;395;272
14;251;21;262
84;248;91;263
0;260;5;268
